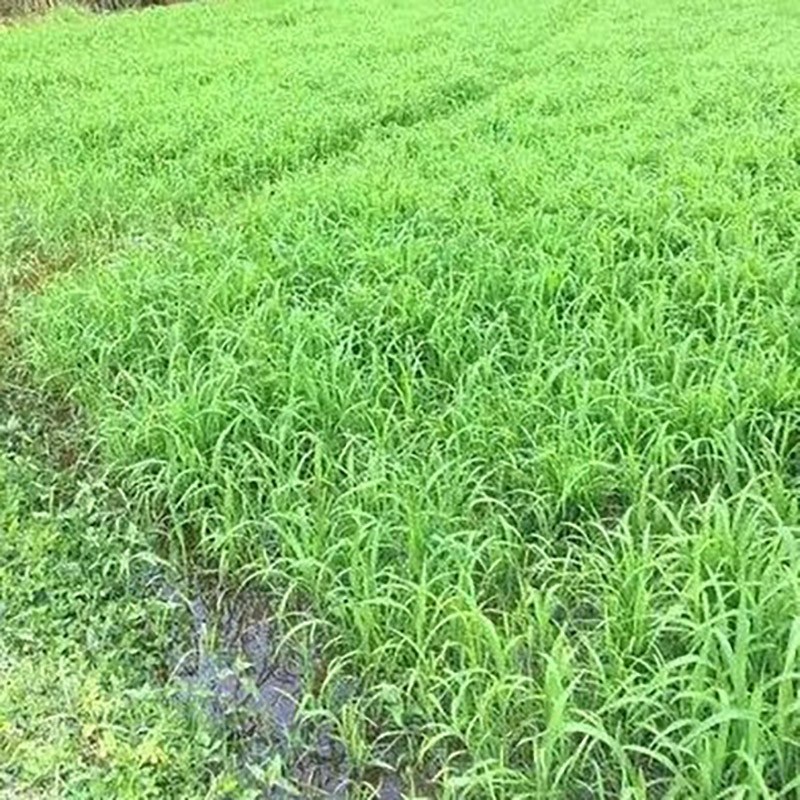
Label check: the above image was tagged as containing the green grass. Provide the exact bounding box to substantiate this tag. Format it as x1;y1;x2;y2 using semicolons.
2;0;800;796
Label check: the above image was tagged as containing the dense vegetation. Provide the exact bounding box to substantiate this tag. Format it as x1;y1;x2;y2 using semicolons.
2;0;800;797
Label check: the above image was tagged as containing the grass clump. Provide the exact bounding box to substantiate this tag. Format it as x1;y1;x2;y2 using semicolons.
3;0;800;796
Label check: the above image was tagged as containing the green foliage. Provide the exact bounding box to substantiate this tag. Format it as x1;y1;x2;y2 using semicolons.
3;0;800;796
0;454;244;798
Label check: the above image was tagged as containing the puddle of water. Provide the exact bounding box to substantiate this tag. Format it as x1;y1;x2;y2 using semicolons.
158;579;414;799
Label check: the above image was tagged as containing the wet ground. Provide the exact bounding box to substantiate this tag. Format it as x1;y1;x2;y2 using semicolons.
159;579;410;799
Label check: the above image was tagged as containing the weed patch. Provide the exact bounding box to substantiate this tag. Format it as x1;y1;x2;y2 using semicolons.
3;0;800;796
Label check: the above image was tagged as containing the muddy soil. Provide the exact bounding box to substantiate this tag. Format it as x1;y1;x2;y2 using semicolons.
160;580;411;799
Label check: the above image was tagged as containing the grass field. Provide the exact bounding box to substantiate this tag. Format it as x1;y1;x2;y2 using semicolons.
2;0;800;797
